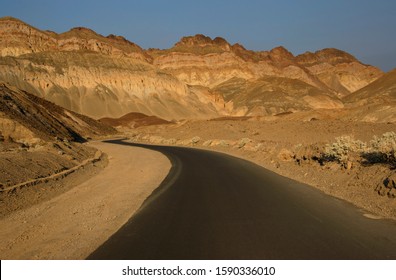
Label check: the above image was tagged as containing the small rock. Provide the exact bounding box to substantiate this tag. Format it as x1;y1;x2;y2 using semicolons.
202;140;212;147
388;188;396;199
278;148;294;162
237;138;251;148
191;136;201;144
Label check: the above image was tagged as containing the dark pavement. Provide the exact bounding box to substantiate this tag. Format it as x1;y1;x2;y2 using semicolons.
88;139;396;259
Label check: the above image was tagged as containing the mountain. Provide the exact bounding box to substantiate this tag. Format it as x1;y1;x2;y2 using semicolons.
149;35;332;91
213;76;343;116
0;17;385;120
0;17;224;120
0;17;148;61
0;82;115;145
99;112;172;128
296;49;382;96
342;69;396;122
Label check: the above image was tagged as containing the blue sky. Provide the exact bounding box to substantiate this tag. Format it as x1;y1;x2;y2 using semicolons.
2;0;396;71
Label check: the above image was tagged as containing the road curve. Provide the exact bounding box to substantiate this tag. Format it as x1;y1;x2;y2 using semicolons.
88;139;396;260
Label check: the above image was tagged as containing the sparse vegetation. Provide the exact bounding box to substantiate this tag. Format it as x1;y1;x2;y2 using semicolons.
322;135;366;166
366;132;396;166
322;132;396;168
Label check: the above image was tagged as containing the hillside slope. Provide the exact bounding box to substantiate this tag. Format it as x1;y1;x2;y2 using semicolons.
0;17;384;120
343;69;396;122
0;82;115;144
0;82;116;199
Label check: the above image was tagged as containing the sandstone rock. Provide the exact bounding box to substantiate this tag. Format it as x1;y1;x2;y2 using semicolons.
278;148;294;162
191;136;201;144
237;138;252;148
202;140;212;147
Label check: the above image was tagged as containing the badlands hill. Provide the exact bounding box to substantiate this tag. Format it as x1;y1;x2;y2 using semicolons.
343;69;396;123
99;112;172;128
0;82;115;145
0;82;115;191
0;17;386;120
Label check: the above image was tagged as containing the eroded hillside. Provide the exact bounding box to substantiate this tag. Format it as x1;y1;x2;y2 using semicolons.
0;17;386;120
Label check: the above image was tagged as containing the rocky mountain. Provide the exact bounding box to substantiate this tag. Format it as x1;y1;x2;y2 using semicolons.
0;17;148;61
0;18;225;120
0;82;115;145
0;17;385;120
213;76;343;116
99;112;172;128
343;69;396;122
296;49;382;96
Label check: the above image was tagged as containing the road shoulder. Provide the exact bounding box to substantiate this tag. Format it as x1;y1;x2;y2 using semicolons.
0;140;171;259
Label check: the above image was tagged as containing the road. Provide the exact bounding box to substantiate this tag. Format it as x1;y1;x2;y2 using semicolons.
88;139;396;259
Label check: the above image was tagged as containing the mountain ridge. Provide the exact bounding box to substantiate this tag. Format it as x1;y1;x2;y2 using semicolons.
0;16;388;121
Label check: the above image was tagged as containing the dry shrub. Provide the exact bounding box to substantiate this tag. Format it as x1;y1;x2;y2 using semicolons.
364;132;396;166
323;136;366;164
321;132;396;168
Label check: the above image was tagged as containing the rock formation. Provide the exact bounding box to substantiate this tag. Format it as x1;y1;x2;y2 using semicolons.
0;17;386;120
343;69;396;122
0;82;115;144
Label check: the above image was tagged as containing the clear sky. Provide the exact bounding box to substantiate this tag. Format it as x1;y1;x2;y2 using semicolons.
2;0;396;71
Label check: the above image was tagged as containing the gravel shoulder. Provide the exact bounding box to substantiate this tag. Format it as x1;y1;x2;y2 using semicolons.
0;140;171;259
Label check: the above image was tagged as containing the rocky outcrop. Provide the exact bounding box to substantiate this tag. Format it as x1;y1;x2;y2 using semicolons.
296;49;383;96
0;17;149;61
150;36;331;91
0;51;225;120
213;76;344;116
99;112;172;128
151;35;382;96
342;69;396;123
0;17;385;120
0;83;115;143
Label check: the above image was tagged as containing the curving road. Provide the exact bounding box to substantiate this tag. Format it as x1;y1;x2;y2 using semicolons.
88;139;396;260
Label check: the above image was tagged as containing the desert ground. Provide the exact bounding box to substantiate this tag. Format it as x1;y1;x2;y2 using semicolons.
0;141;170;259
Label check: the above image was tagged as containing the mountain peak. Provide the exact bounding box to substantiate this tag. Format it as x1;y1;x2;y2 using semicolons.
175;34;231;51
0;16;24;22
60;26;101;39
69;26;97;33
296;48;358;66
270;46;294;58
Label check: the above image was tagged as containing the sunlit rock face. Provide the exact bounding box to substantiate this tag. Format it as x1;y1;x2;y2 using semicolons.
296;48;383;96
0;17;384;120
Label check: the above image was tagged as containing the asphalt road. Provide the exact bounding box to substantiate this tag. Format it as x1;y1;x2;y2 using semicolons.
88;139;396;259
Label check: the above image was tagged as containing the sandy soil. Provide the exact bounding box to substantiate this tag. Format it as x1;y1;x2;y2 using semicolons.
0;140;170;259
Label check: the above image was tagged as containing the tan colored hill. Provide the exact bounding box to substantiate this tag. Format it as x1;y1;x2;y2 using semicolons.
99;112;172;128
296;49;382;96
0;82;116;191
0;17;385;120
213;76;343;116
0;17;149;61
342;69;396;122
0;82;115;144
0;18;224;120
150;35;331;91
151;34;382;95
0;51;224;120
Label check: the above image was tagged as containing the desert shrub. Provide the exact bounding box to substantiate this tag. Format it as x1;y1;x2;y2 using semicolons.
323;136;366;164
364;132;396;166
321;132;396;168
